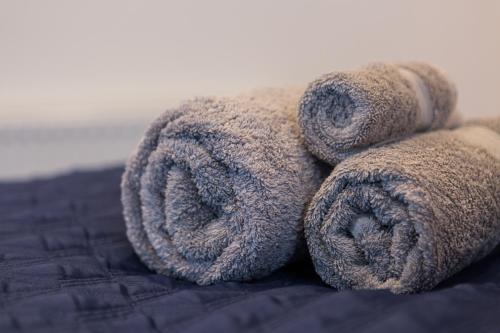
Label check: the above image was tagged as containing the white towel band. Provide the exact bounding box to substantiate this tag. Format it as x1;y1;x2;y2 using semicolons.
398;68;434;131
455;126;500;160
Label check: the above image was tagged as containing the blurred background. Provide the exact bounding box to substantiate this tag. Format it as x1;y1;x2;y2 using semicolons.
1;0;499;179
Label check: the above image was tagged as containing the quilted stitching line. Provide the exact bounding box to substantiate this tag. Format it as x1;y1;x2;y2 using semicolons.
172;286;309;331
0;275;173;308
0;244;126;270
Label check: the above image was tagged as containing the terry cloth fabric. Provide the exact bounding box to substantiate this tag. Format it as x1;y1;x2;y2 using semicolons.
304;119;500;293
121;87;323;285
298;62;460;164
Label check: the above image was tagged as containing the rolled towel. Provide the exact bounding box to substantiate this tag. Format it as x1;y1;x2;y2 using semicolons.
305;120;500;293
299;62;461;164
121;87;323;285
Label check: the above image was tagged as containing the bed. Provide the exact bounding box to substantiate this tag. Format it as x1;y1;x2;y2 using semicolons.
1;167;499;333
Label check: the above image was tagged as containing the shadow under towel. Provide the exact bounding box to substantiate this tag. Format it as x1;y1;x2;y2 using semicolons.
305;119;500;293
299;62;460;164
121;88;323;285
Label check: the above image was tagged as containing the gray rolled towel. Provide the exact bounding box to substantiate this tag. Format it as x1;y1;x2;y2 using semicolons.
305;119;500;293
121;87;323;285
299;62;461;164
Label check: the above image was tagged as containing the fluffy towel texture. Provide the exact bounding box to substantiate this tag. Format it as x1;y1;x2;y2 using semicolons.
121;87;323;285
305;120;500;293
299;62;460;164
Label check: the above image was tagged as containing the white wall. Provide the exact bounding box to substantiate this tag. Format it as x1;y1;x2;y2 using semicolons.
1;0;499;126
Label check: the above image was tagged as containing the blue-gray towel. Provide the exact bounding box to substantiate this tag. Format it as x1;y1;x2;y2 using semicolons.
299;62;461;164
305;119;500;293
121;88;323;285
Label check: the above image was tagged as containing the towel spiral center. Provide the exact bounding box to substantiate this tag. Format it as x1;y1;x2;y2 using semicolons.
319;182;419;287
140;137;237;264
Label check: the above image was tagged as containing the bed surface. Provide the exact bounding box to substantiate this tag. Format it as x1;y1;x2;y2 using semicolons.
1;167;499;333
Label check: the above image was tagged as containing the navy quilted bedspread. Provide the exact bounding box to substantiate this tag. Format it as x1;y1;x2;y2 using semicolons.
1;167;500;333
